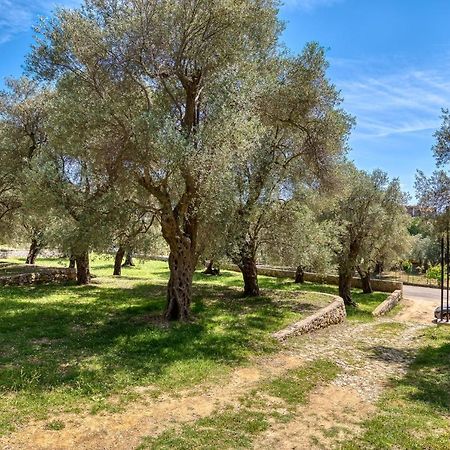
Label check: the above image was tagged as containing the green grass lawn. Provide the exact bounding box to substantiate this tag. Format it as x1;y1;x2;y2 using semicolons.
0;256;387;435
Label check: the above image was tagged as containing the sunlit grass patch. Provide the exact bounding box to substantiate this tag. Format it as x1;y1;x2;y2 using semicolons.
371;322;408;336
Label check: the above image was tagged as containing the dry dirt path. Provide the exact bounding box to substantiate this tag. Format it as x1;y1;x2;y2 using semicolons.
0;298;432;450
0;353;305;450
254;310;430;449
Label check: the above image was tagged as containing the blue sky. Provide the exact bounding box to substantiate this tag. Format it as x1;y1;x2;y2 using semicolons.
1;0;450;201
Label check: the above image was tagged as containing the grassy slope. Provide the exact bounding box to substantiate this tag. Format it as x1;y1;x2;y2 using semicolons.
0;256;386;435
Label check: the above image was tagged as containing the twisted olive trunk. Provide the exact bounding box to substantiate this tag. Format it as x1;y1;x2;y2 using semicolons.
122;250;135;267
165;237;195;321
25;238;40;264
338;271;356;306
357;267;373;294
75;251;91;285
338;240;359;306
295;265;305;284
113;246;125;276
239;256;259;297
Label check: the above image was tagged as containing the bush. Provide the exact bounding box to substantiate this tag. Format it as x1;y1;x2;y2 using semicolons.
401;260;412;273
426;264;441;284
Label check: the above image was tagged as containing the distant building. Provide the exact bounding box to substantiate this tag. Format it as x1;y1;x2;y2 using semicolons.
406;205;421;217
406;205;435;218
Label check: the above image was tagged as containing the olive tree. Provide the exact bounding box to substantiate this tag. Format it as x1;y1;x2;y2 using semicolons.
38;74;138;283
330;167;408;305
111;202;163;276
226;44;352;296
260;195;340;282
28;0;281;319
409;234;440;269
415;110;450;257
355;193;411;294
0;78;48;244
0;126;21;238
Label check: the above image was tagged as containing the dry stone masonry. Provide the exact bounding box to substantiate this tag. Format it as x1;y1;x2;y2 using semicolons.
273;296;346;341
220;263;402;294
0;268;77;286
372;289;403;316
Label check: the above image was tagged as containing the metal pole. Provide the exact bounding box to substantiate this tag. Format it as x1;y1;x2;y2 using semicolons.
440;235;444;322
441;227;450;322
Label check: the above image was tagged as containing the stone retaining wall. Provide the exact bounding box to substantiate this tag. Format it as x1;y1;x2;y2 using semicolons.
273;296;346;341
0;268;77;286
220;263;402;293
302;271;403;293
372;289;403;317
0;248;61;259
145;257;402;293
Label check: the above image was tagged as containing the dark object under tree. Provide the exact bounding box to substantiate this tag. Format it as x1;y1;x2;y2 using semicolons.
203;259;220;275
295;265;305;284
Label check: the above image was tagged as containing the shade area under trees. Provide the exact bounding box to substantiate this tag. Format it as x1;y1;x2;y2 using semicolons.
0;0;412;319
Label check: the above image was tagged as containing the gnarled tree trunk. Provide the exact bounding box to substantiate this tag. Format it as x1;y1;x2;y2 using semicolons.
75;251;91;285
25;238;40;264
203;259;220;275
239;256;259;297
122;250;135;267
165;237;195;321
357;267;373;294
374;261;383;278
295;265;305;284
113;246;125;276
339;271;356;306
68;255;76;269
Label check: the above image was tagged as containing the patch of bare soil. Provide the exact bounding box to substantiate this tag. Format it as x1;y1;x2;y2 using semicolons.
0;354;303;450
395;297;436;323
255;385;375;450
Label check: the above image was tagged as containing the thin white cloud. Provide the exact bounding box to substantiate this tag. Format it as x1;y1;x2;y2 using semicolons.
282;0;343;11
334;60;450;140
0;0;80;44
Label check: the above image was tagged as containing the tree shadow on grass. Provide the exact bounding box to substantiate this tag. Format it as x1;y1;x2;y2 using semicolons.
396;333;450;413
0;280;300;397
366;330;450;414
255;278;387;320
368;345;413;365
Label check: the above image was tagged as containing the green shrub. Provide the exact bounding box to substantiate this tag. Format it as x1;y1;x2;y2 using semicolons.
401;260;412;273
426;264;442;284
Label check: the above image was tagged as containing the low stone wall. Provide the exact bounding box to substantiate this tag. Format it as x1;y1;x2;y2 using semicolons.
148;255;169;262
372;289;402;317
0;248;61;259
220;263;402;294
0;268;77;286
273;296;346;341
303;272;403;293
